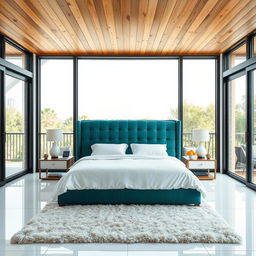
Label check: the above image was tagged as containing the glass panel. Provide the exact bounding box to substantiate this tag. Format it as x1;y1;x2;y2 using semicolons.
254;36;256;56
40;59;73;157
5;75;26;178
253;70;256;184
183;59;216;159
228;75;246;179
229;43;246;68
5;42;26;69
78;59;178;120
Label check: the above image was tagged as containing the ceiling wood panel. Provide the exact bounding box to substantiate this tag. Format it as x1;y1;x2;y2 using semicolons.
184;0;249;53
202;2;256;52
0;0;255;55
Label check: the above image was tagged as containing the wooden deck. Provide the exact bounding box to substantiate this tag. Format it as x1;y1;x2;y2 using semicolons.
235;171;256;181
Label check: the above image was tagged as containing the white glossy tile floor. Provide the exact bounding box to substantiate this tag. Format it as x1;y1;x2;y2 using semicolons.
0;173;256;255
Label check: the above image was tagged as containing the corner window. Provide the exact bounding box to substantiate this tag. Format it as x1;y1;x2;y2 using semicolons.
5;42;26;69
229;43;246;68
254;36;256;56
227;75;247;180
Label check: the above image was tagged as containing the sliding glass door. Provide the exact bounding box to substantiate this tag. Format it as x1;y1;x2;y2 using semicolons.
252;70;256;184
223;31;256;190
0;35;33;186
227;75;247;180
4;74;27;178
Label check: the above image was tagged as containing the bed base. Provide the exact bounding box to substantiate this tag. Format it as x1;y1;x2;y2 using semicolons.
58;188;201;206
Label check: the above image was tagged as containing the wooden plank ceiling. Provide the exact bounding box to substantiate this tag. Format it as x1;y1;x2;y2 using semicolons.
0;0;256;55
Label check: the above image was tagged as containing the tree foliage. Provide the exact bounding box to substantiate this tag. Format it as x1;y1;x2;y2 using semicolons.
40;108;62;132
40;108;89;132
170;101;215;133
6;104;217;134
6;107;24;132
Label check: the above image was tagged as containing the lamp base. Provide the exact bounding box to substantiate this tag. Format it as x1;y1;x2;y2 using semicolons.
196;142;207;158
50;142;60;158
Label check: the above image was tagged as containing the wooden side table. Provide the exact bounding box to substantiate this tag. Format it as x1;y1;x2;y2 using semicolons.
182;156;216;180
39;156;74;180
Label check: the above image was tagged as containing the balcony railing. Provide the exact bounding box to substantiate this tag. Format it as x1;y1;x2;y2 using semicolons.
39;133;73;157
183;132;216;159
6;132;218;161
6;132;25;161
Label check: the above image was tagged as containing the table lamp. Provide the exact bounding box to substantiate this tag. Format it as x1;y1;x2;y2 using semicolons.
192;129;209;158
46;129;63;158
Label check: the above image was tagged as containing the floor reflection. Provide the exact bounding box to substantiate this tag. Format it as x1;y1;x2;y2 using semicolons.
0;173;255;255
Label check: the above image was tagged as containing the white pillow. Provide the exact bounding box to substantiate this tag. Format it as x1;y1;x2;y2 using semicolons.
91;143;128;156
131;144;168;156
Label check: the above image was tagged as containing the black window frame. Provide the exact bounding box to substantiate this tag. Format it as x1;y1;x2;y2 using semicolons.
37;55;219;172
36;56;75;164
223;29;256;191
0;34;33;187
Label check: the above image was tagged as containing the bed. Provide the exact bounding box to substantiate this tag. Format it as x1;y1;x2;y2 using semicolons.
55;120;205;205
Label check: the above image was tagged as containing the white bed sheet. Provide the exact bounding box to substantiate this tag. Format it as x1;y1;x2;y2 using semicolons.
53;155;206;200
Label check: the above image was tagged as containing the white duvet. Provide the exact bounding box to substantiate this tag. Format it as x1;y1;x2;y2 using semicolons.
53;155;206;200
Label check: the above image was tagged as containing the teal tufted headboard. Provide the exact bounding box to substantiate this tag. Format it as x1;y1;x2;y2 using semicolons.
76;120;181;160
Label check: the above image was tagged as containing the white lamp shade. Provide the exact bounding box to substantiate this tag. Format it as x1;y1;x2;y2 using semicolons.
192;129;209;142
46;129;63;142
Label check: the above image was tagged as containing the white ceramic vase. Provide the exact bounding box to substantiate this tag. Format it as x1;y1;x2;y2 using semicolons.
50;142;60;158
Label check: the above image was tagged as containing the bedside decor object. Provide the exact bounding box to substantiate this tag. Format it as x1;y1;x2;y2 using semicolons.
43;154;48;160
46;129;63;158
192;129;209;158
59;146;71;156
62;150;70;158
183;147;196;156
186;149;197;160
206;153;211;160
38;156;74;180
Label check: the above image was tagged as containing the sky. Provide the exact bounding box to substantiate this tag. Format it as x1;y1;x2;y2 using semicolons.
40;59;216;121
6;57;248;131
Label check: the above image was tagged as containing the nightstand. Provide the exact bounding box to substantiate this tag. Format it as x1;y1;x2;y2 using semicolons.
39;156;74;180
182;156;216;180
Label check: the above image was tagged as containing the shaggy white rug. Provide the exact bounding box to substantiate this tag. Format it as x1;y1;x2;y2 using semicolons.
11;203;241;244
